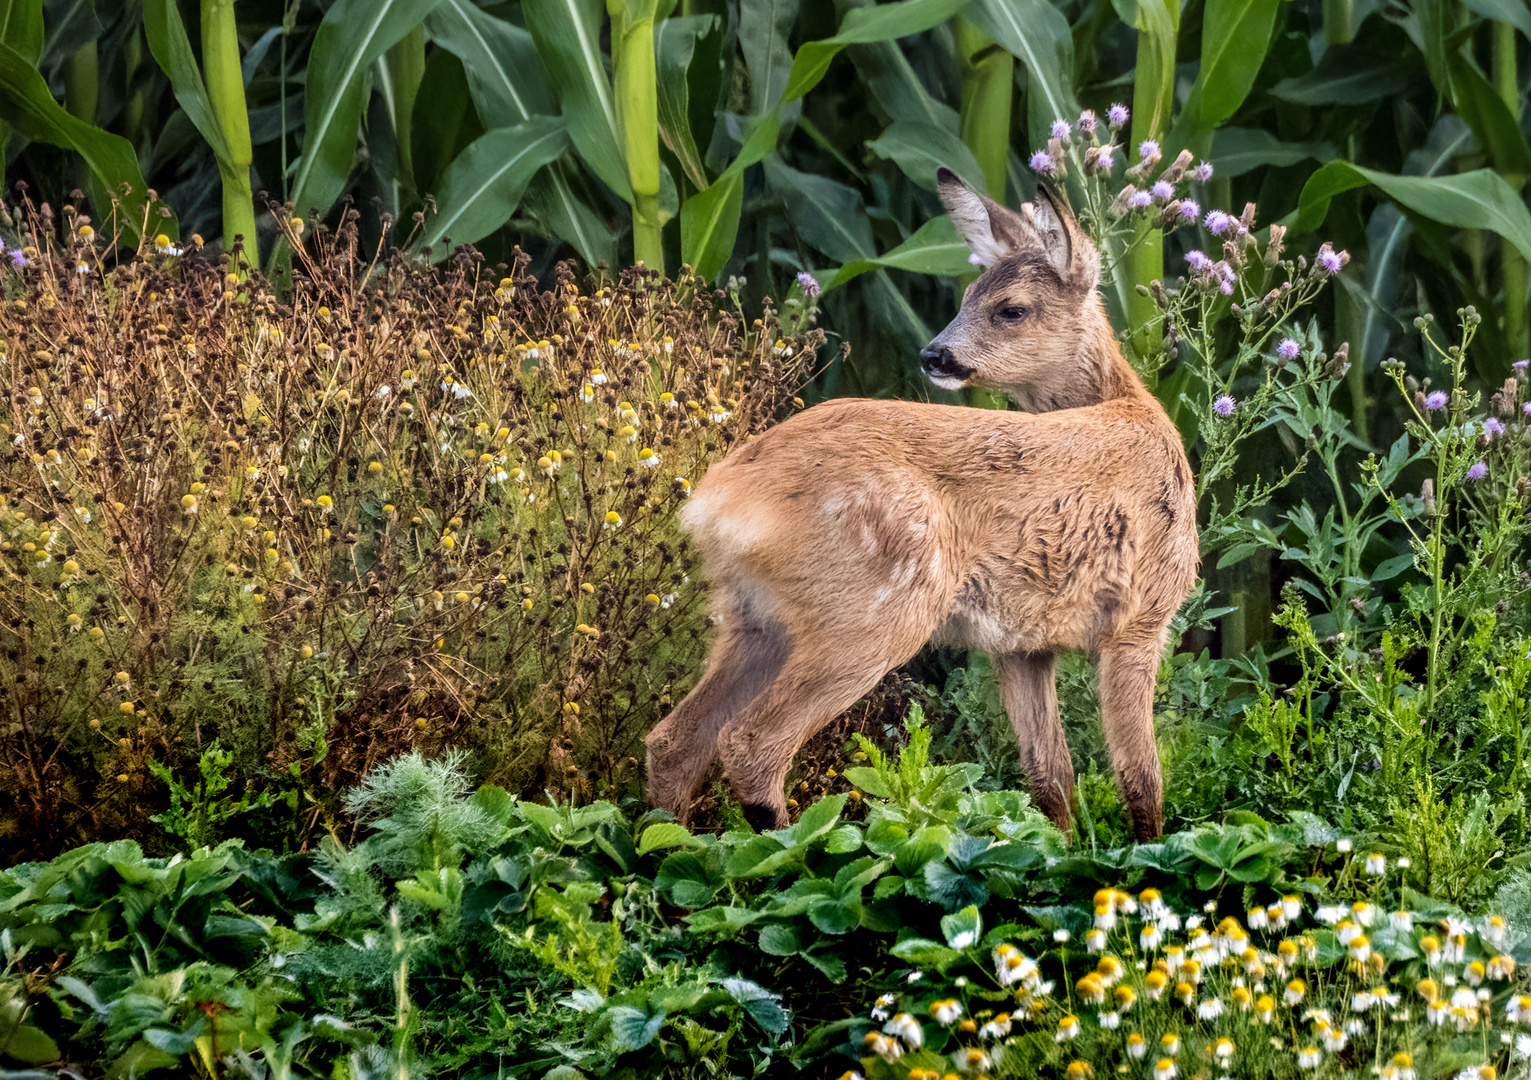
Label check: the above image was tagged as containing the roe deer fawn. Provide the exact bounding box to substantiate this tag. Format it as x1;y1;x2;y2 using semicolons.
645;169;1198;840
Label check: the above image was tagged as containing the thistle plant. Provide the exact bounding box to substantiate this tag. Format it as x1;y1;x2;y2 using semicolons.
0;192;816;858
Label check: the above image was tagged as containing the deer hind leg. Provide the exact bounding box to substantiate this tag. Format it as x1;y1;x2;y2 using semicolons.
1096;637;1165;841
644;617;788;823
715;642;905;832
993;650;1074;834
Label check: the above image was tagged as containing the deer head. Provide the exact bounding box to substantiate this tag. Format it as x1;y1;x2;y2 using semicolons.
921;168;1114;411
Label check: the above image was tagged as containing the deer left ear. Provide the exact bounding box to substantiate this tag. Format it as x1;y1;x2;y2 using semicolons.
1027;184;1099;290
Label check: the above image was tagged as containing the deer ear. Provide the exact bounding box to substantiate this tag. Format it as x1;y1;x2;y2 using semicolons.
937;167;1030;268
1027;183;1099;290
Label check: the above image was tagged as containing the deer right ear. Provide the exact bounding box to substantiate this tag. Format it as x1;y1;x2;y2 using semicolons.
937;167;1029;268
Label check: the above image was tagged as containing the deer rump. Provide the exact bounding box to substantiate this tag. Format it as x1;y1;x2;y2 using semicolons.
648;395;1196;838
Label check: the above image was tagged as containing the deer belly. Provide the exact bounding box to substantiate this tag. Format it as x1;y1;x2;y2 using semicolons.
930;572;1101;653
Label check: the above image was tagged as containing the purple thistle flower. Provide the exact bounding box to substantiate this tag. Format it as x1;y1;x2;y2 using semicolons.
1096;149;1115;171
8;249;24;270
1108;103;1129;128
1466;461;1488;480
1524;400;1531;416
1151;180;1174;200
1051;118;1072;140
1128;190;1153;209
1213;395;1236;417
1179;199;1201;223
1277;338;1301;360
796;271;821;298
1029;149;1060;177
1194;161;1214;183
1424;390;1450;411
1078;109;1098;134
1139;139;1161;161
1484;417;1505;437
1204;210;1234;235
1318;244;1346;274
1513;359;1529;370
1186;250;1213;273
967;252;984;266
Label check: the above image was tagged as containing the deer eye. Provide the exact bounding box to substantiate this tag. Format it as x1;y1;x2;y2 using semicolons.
996;304;1030;324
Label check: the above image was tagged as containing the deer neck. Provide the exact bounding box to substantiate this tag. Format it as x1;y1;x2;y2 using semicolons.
1005;321;1155;413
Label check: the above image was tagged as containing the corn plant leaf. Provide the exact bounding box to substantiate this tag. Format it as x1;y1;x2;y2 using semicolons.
141;0;235;174
1169;0;1279;154
1461;0;1531;39
415;118;570;256
783;0;972;102
0;42;173;244
966;0;1078;140
290;0;443;219
739;0;800;115
1270;51;1412;105
1289;161;1531;263
867;120;986;193
424;0;554;126
655;14;715;190
679;109;778;279
764;158;873;262
525;161;620;268
0;0;42;61
1444;51;1531;175
522;0;632;202
1209;127;1335;177
821;214;973;293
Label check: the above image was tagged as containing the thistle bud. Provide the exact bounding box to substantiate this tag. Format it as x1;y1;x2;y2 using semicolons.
1328;342;1351;381
1421;478;1436;516
1159;148;1195;184
1265;223;1287;266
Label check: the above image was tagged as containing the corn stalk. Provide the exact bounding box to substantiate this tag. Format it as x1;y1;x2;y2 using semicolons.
1495;20;1527;360
610;0;663;273
202;0;256;261
1126;0;1179;382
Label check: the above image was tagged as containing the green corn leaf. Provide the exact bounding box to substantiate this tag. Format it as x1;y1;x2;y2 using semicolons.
290;0;443;219
965;0;1078;138
525;161;620;268
415;118;570;256
821;216;973;292
1288;162;1531;263
1445;50;1531;175
764;158;873;262
425;0;554;125
679;109;778;278
1461;0;1531;39
0;42;173;244
655;15;716;191
141;0;234;172
783;0;972;103
0;0;43;61
1209;127;1335;177
739;0;800;115
1169;0;1279;153
522;0;632;202
867;119;986;193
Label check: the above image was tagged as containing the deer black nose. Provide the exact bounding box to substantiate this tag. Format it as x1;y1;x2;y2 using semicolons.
921;344;954;373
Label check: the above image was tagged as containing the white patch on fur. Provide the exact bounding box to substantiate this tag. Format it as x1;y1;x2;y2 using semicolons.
860;523;878;552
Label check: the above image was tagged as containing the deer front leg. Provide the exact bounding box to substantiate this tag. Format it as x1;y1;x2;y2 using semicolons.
1096;640;1164;841
993;650;1074;834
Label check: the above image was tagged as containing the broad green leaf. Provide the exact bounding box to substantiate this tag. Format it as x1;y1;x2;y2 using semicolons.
764;158;873;262
757;922;803;955
291;0;443;218
637;821;704;855
415;118;569;255
867;120;986;193
940;904;983;948
889;936;962;969
525;161;620;268
1462;0;1531;39
523;0;631;201
0;42;173;244
425;0;555;125
1270;54;1411;105
782;0;974;102
720;978;790;1035
1210;127;1335;177
679;109;779;278
962;0;1078;137
838;0;960;130
1288;161;1531;263
1446;51;1531;174
0;0;42;61
842;766;893;798
823;823;865;853
606;1005;666;1051
740;0;800;114
655;15;715;190
824;216;974;292
1170;0;1279;152
141;0;234;173
654;851;719;907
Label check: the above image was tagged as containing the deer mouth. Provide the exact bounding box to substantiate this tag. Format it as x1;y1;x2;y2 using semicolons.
920;344;976;388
